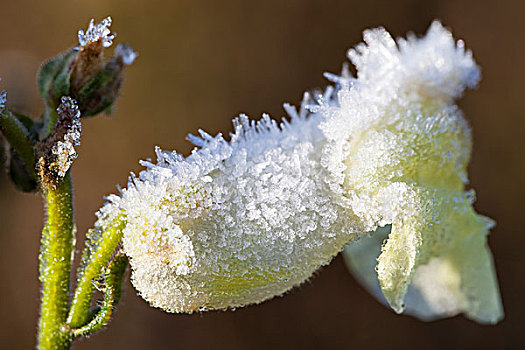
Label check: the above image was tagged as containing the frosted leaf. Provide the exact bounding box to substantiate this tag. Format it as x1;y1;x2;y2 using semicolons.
78;17;115;48
0;90;6;109
114;44;138;65
96;20;501;322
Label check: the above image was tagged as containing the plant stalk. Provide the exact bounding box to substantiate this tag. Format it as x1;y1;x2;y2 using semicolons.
71;254;129;338
67;217;126;328
38;175;75;349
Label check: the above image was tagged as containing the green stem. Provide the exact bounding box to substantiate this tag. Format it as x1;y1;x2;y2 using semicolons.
67;216;126;328
71;254;128;338
0;108;36;178
38;175;75;349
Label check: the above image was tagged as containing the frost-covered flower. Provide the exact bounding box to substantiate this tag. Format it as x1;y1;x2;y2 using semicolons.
96;21;502;322
334;22;503;324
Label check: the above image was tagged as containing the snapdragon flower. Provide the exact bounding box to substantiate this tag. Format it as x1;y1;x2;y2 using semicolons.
333;22;503;324
96;21;502;322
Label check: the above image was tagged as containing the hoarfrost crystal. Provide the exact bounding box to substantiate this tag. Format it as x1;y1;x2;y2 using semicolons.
97;21;502;322
52;97;82;177
0;90;6;109
78;17;115;48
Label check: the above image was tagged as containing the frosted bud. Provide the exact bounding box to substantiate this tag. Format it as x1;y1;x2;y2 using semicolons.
70;18;137;116
34;16;138;117
71;17;115;92
33;17;134;118
36;96;81;187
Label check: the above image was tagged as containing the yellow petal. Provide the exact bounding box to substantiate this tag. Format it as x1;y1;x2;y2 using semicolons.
344;187;503;323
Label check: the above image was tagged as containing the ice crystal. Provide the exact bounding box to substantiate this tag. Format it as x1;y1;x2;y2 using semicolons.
114;44;138;66
78;17;115;48
0;90;6;109
52;97;81;177
96;21;502;322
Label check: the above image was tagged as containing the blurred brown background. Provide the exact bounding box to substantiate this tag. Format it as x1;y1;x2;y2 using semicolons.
0;0;523;349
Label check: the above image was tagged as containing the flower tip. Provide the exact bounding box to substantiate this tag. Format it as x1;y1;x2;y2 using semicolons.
114;44;138;66
78;16;115;48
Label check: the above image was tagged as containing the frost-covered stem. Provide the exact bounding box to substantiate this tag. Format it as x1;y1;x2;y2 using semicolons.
38;174;75;349
0;108;36;177
71;254;128;338
67;217;126;328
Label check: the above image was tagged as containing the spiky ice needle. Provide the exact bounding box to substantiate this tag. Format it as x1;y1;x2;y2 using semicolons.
78;17;116;48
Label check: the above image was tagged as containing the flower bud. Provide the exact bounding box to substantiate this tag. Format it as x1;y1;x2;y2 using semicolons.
72;43;137;117
36;96;81;188
37;17;136;117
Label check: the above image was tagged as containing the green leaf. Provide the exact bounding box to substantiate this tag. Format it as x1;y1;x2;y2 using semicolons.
12;111;44;141
37;49;77;104
3;111;42;192
8;149;38;192
74;61;121;117
52;58;74;101
0;108;36;182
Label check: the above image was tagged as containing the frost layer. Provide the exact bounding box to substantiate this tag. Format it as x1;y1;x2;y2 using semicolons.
99;106;359;312
97;21;502;321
